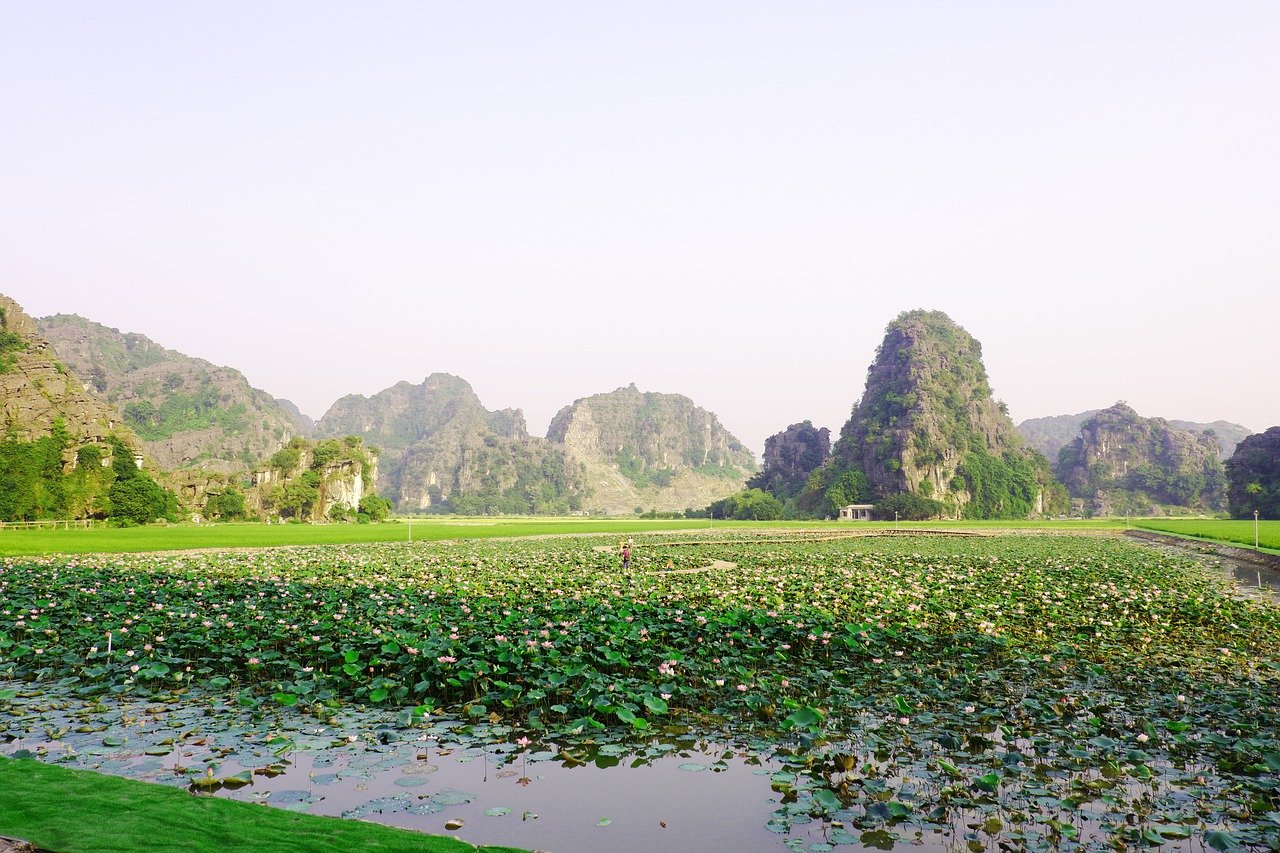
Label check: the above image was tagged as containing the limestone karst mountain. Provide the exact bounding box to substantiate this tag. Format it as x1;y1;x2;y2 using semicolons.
546;384;757;515
37;313;299;473
813;310;1065;519
1019;410;1250;463
1056;402;1227;515
315;373;588;513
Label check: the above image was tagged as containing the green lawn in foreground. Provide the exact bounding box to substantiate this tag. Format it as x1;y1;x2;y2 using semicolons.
0;517;1122;556
0;757;528;853
1134;517;1280;552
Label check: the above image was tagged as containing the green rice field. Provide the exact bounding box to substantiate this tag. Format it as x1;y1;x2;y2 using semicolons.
1134;518;1280;551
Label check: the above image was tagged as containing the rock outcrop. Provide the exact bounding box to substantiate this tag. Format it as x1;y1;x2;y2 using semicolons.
825;310;1063;518
37;313;298;473
747;421;830;500
546;384;757;515
1056;402;1227;515
249;437;378;522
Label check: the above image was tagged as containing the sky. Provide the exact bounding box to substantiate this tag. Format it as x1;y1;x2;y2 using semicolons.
3;2;1277;456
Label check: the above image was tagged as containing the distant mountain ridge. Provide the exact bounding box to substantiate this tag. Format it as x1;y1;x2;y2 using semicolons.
37;313;300;473
1018;411;1250;462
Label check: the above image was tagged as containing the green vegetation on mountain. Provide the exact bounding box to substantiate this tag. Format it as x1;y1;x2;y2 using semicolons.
123;386;248;441
1225;426;1280;520
0;306;27;373
1055;402;1227;515
0;425;176;524
547;384;756;515
37;313;298;473
804;310;1064;519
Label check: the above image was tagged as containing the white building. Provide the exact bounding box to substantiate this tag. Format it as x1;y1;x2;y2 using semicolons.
838;503;874;521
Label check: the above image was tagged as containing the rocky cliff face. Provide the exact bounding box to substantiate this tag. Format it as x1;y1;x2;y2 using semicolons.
1019;410;1250;462
37;313;298;473
1;295;143;463
830;310;1062;518
747;421;830;500
249;437;377;522
1056;402;1227;515
546;384;757;515
316;373;586;513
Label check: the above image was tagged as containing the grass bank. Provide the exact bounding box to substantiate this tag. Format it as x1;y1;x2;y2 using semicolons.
0;757;528;853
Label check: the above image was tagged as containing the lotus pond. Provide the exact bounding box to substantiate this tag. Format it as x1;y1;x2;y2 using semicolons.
3;532;1279;851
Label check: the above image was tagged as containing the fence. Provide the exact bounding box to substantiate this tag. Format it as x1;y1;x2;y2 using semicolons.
0;518;99;530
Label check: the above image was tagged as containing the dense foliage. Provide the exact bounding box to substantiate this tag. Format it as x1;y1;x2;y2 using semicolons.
706;488;784;520
1226;427;1280;520
871;492;945;520
0;428;175;524
2;533;1278;849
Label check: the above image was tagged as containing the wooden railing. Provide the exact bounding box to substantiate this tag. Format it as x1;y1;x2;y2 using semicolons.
0;518;99;530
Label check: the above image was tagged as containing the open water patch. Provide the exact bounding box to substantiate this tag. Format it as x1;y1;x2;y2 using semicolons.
2;681;1262;852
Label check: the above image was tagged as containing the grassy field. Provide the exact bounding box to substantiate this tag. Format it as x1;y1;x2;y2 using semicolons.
1134;517;1280;551
0;516;1122;556
0;757;528;853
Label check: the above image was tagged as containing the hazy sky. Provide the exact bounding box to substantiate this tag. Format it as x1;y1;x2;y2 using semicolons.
4;2;1277;456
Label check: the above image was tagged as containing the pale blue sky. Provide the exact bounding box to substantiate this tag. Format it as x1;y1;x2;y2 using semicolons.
4;2;1277;455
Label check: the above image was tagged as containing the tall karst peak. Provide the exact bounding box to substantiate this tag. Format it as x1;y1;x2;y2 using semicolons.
831;309;1063;518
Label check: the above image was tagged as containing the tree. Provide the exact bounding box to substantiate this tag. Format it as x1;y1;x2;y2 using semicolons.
1226;427;1280;519
359;494;393;522
208;488;246;520
707;488;784;520
108;474;171;524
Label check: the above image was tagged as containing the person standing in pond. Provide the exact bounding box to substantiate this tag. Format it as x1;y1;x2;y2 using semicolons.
621;540;632;570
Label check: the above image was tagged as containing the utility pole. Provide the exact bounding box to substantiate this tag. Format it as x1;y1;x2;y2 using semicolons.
1255;509;1260;549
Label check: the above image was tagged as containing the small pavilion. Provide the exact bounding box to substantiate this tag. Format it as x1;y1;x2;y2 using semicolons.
838;503;874;521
